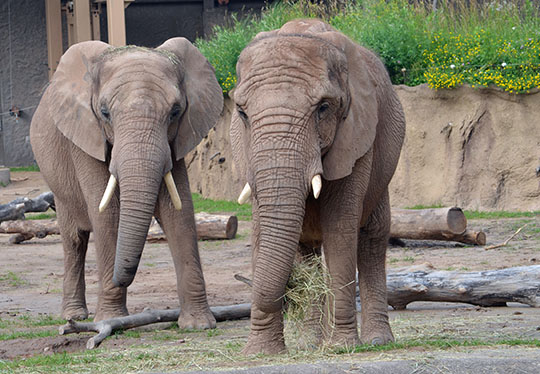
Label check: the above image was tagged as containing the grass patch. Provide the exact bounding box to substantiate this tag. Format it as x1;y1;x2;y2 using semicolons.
0;271;27;287
464;210;540;219
0;329;57;341
25;210;57;220
405;204;445;210
9;165;40;172
17;314;65;327
332;338;540;354
192;193;252;220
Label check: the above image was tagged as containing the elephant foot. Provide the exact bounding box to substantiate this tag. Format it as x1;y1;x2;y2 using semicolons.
177;307;216;330
326;329;360;349
242;333;286;355
94;306;129;322
62;305;89;321
360;323;394;346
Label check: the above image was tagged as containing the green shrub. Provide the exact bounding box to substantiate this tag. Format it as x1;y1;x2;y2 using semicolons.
198;0;540;94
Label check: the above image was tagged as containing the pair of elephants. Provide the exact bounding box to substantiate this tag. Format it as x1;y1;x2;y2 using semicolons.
30;19;405;355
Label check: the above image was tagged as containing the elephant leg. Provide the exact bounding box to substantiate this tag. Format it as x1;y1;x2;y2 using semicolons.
56;200;89;321
155;159;215;330
357;190;394;345
320;224;359;346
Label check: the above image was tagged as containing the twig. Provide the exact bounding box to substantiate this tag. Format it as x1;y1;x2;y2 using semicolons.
234;273;253;287
484;224;528;250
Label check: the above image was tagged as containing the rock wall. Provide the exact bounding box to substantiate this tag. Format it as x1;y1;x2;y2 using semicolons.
187;84;540;211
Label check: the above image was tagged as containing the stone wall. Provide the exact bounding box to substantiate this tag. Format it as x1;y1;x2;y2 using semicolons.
187;85;540;211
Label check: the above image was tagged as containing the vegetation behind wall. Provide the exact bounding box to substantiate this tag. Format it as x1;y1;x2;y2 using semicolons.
197;0;540;94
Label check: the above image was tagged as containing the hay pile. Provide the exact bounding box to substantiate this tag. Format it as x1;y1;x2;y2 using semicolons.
283;255;334;350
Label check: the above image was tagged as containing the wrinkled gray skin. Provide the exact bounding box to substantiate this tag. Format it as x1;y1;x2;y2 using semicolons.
30;38;222;327
231;19;405;354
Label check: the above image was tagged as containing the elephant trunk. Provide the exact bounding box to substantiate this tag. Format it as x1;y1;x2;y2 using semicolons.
112;139;171;288
251;147;309;314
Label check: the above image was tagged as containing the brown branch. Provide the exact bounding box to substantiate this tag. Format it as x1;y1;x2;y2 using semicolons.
484;224;527;250
59;304;251;349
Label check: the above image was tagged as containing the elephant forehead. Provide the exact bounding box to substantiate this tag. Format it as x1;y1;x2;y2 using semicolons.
239;37;328;77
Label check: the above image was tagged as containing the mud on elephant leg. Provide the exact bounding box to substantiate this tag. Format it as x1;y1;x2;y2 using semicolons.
243;304;286;355
357;191;394;345
57;202;89;321
155;160;215;330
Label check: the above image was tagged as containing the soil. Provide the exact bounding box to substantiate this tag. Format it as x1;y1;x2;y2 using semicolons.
0;172;539;366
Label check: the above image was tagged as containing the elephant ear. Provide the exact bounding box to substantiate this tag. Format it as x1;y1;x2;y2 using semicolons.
229;92;249;183
317;31;379;181
157;38;223;160
47;41;110;161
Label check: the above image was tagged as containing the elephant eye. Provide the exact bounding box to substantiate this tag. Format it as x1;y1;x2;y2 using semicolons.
169;105;182;122
237;106;249;124
317;101;330;120
100;106;110;121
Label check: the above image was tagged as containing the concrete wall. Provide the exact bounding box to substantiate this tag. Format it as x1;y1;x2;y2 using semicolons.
0;0;269;166
0;0;49;167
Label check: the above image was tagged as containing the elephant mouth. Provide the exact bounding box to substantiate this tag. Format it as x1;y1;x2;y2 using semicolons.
237;174;323;204
98;171;182;213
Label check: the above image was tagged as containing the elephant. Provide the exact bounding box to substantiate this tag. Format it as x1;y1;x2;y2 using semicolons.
30;38;223;328
230;19;406;354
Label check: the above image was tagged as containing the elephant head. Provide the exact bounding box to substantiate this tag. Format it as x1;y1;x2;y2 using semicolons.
48;39;223;287
230;19;380;313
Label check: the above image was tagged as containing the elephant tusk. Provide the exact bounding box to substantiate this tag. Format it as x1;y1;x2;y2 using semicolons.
99;175;117;213
164;171;182;211
237;183;251;204
312;174;322;199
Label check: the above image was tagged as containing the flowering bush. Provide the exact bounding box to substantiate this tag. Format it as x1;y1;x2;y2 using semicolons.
197;0;540;94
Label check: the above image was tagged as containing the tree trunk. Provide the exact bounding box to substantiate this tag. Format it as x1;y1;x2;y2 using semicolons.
147;213;238;242
1;214;238;244
0;219;59;243
0;192;55;222
390;207;486;245
385;264;540;310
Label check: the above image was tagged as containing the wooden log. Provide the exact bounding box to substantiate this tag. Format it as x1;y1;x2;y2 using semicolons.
385;264;540;310
1;213;237;244
0;192;55;223
390;207;486;245
148;213;238;242
59;303;251;349
0;219;60;243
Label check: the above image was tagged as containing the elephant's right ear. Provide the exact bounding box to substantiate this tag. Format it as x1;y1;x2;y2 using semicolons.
157;38;223;161
46;41;110;162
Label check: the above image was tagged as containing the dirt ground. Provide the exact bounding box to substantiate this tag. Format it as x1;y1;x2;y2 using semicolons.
0;172;539;371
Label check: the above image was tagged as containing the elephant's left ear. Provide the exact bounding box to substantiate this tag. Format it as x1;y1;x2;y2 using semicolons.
317;31;379;181
157;38;224;160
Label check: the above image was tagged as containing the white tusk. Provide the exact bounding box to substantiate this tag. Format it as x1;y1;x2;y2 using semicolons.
99;174;117;213
164;171;182;211
237;183;251;204
312;174;322;199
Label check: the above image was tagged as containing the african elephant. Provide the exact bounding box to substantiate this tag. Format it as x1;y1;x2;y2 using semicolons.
230;19;405;354
30;38;222;328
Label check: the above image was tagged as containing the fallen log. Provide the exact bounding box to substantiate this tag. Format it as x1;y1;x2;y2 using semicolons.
1;213;238;243
385;264;540;310
148;213;238;241
0;219;60;243
390;207;486;245
59;303;251;349
0;192;55;222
